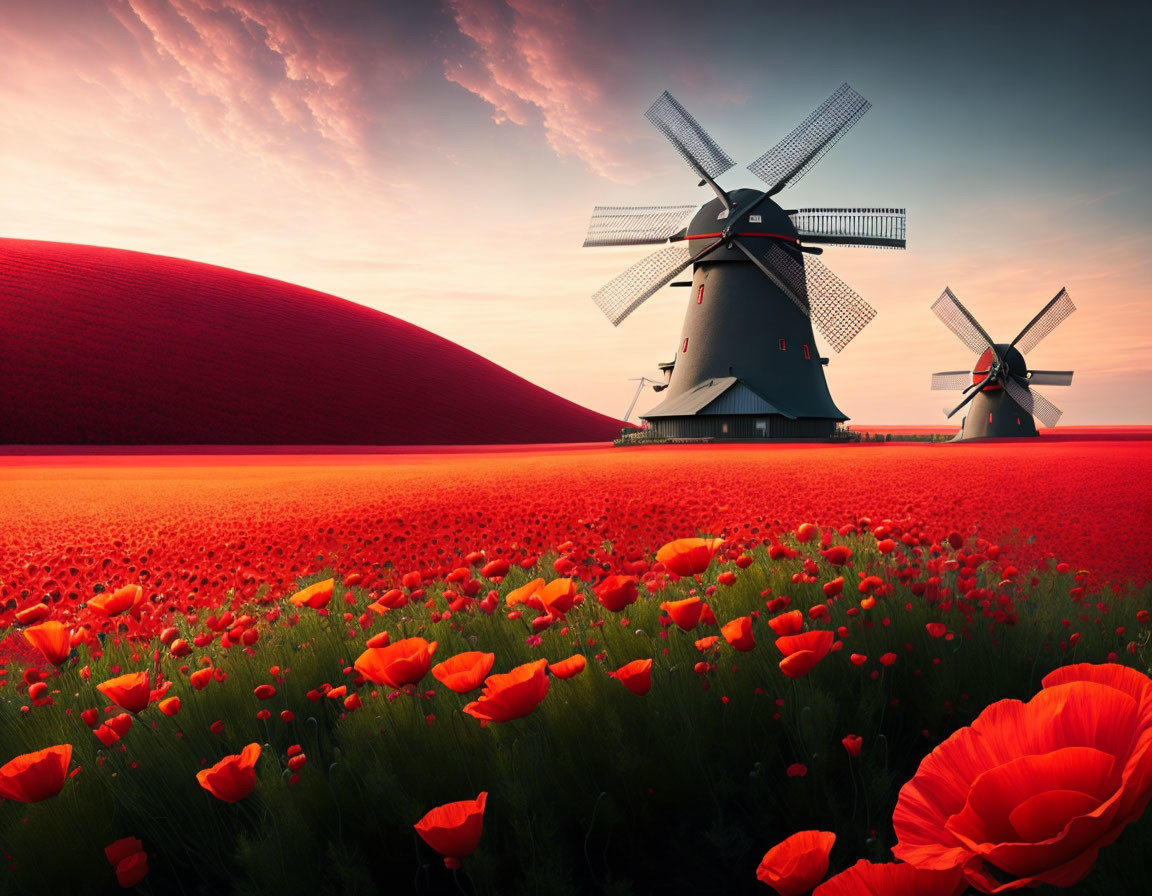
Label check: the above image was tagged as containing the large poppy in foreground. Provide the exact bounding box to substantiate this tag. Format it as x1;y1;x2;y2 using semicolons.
464;660;550;725
23;621;71;666
656;537;723;577
0;745;72;803
415;792;487;869
813;860;965;896
431;652;495;694
892;663;1152;892
196;743;261;803
354;637;438;688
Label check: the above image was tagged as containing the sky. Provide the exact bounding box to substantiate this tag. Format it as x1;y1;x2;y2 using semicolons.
2;0;1150;425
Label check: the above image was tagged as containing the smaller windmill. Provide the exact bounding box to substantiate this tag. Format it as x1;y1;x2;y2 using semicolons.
930;287;1075;440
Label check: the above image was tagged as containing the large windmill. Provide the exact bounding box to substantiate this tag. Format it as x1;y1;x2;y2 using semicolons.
929;287;1075;440
584;84;905;440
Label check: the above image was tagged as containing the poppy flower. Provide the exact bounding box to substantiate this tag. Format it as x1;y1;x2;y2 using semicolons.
0;745;72;802
288;578;334;609
821;545;852;566
158;697;181;716
776;630;834;679
432;652;496;694
813;860;965;896
464;659;550;725
414;791;487;869
925;622;946;639
756;830;835;895
768;610;804;637
538;578;578;615
656;537;724;577
892;663;1152;892
660;597;703;631
823;577;844;599
796;523;818;543
105;837;149;888
97;671;151;714
196;743;260;803
505;578;544;606
547;655;586;679
88;584;141;617
842;734;862;757
23;620;71;666
612;658;653;696
354;637;438;688
721;616;755;652
594;575;638;612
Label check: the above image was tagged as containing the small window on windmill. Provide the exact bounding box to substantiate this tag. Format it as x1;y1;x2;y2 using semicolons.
1016;417;1021;425
755;419;768;436
779;338;786;351
682;337;689;353
697;285;704;304
988;413;993;424
803;344;811;359
721;422;729;434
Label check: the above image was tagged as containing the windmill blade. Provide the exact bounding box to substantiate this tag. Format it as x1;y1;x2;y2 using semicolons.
747;83;871;196
583;205;698;247
945;374;993;419
788;208;906;249
931;371;974;391
931;287;997;357
1010;288;1076;355
1003;377;1063;428
751;242;877;353
646;91;735;195
591;244;694;326
1025;369;1074;387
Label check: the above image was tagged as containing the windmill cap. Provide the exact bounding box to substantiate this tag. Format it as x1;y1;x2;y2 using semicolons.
685;189;798;261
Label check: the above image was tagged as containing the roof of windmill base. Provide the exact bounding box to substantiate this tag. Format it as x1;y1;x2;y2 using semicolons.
0;239;626;445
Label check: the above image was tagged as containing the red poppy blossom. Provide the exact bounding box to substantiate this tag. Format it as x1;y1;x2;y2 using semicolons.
97;671;152;714
823;577;844;599
0;745;72;802
892;663;1152;892
547;654;586;679
463;659;550;725
880;652;898;667
594;575;639;612
23;621;71;666
756;829;835;895
88;584;141;617
695;636;719;651
842;735;862;757
612;658;653;696
660;597;703;631
196;743;260;803
354;637;438;688
432;652;496;693
414;791;487;868
813;860;965;896
786;763;808;778
821;545;852;566
768;610;804;637
925;622;946;639
656;537;724;577
796;523;818;543
505;578;544;606
538;578;578;615
105;837;149;888
776;630;834;679
288;578;334;609
721;616;755;652
158;697;181;716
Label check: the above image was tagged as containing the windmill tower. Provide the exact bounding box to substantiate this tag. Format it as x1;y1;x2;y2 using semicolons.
930;286;1075;440
584;84;905;440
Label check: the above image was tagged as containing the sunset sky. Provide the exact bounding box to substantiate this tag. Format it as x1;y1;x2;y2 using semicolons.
3;0;1149;425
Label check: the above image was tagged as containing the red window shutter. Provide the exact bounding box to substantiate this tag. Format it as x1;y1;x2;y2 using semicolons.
803;344;810;359
779;338;786;351
697;285;704;304
682;337;689;353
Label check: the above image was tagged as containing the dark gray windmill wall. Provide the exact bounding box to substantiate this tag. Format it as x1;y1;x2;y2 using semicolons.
955;389;1039;440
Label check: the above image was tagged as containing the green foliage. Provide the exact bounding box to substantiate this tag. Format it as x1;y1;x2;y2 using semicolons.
0;535;1149;895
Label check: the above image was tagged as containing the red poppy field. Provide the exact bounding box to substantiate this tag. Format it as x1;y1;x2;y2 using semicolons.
1;436;1150;895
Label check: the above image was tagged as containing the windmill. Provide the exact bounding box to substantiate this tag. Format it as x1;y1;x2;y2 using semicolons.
929;287;1075;440
584;83;905;440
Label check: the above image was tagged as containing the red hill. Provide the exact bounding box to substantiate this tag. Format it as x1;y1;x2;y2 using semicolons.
0;239;624;445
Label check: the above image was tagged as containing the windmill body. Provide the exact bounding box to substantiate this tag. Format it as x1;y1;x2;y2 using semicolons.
647;192;846;438
584;84;904;440
930;288;1076;441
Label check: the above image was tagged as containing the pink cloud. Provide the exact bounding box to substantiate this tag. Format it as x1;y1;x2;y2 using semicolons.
443;0;657;182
